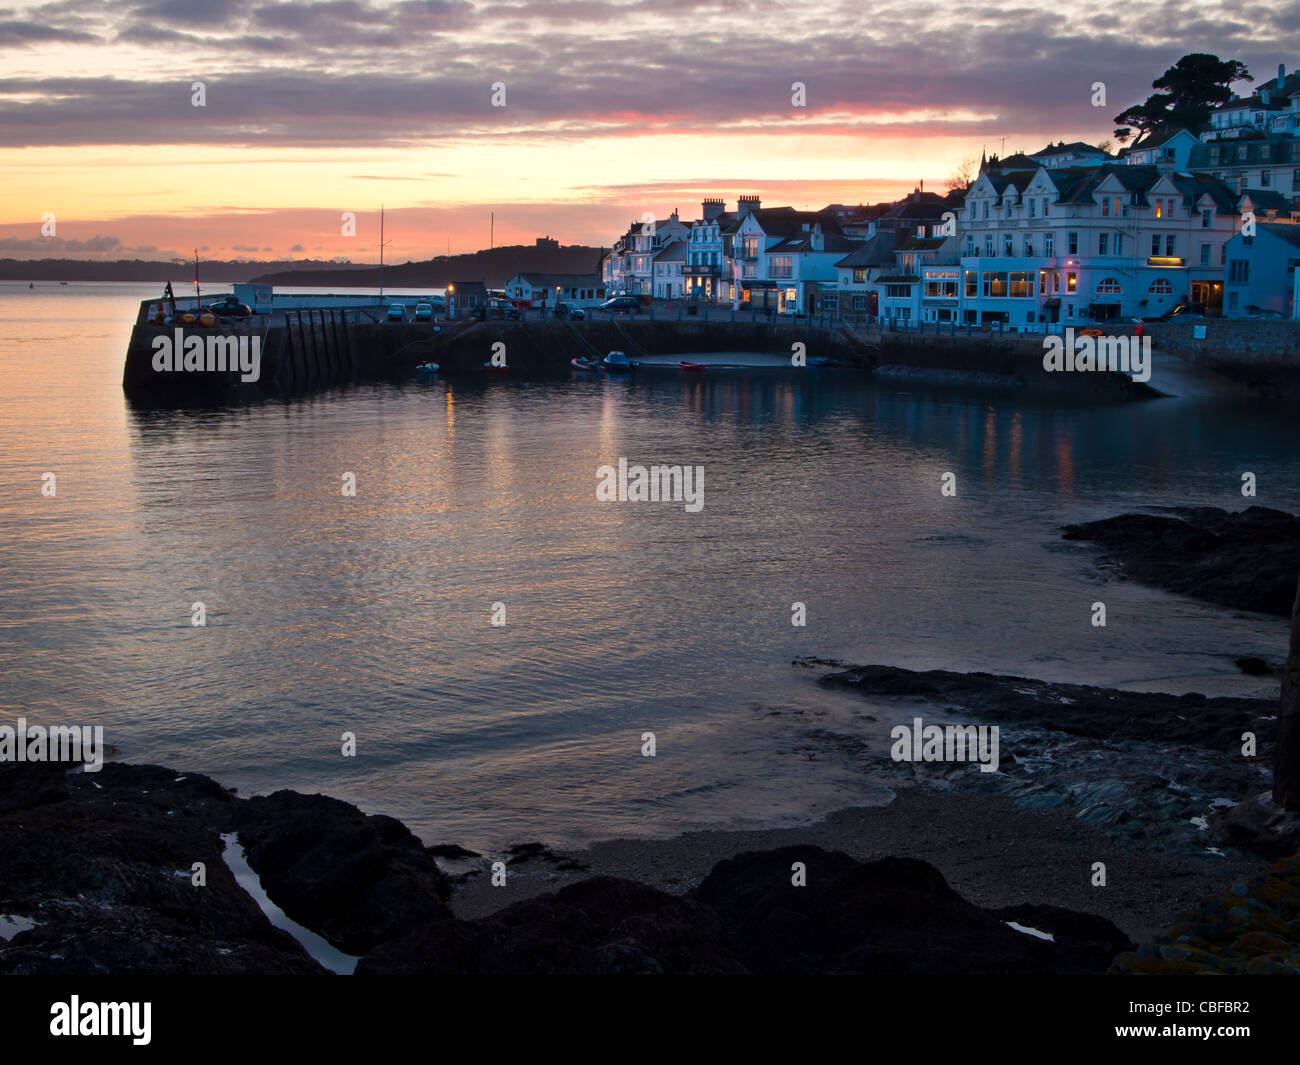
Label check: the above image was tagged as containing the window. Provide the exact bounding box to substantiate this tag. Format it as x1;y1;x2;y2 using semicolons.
742;237;759;258
1201;209;1213;228
1066;272;1077;292
1148;279;1172;294
1294;168;1300;190
1154;199;1162;219
1029;199;1036;218
853;296;867;311
984;236;995;257
1102;197;1111;216
1068;232;1078;254
852;267;867;283
886;284;911;299
1098;233;1109;255
1004;235;1014;256
1229;260;1249;283
1221;244;1227;266
1115;234;1124;256
965;270;978;297
982;201;989;219
924;279;958;298
770;256;793;278
1261;170;1272;188
1009;272;1033;298
1044;233;1055;257
1200;243;1211;265
1151;235;1161;257
1165;235;1176;256
1096;278;1122;295
982;271;1008;297
1023;236;1033;256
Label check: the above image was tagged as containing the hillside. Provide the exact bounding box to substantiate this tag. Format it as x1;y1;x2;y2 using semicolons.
249;244;607;287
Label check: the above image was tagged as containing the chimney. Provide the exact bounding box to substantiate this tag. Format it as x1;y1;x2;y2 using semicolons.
811;223;823;251
737;195;761;218
701;198;724;222
1279;64;1287;89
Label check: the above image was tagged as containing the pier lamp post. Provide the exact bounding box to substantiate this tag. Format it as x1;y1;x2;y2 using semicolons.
447;283;455;321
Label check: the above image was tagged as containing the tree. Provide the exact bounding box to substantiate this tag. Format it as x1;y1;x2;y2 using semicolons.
1113;53;1251;142
946;156;979;191
1276;569;1300;810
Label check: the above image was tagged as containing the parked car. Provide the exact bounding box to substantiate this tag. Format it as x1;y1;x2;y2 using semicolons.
386;303;406;321
414;302;434;322
599;296;640;314
553;303;587;320
569;307;586;320
1157;303;1205;321
206;297;253;318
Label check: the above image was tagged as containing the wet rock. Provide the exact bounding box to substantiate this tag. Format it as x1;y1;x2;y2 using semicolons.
426;843;480;860
0;762;324;974
817;663;1273;750
1062;506;1300;617
1209;792;1300;860
233;791;452;955
1236;656;1273;676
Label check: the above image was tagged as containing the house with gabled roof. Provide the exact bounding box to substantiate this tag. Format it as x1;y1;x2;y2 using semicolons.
957;158;1240;325
1223;220;1300;316
1120;129;1200;171
726;206;853;312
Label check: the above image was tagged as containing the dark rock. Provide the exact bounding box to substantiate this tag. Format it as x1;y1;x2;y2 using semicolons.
1235;656;1272;676
688;846;1131;975
0;762;324;974
817;663;1273;751
505;841;562;865
233;791;452;955
1209;792;1300;860
358;876;744;974
1062;506;1300;617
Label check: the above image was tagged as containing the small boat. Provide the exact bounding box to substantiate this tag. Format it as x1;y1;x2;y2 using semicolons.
415;361;440;374
28;282;33;288
602;350;635;372
679;361;706;373
483;361;508;374
570;357;601;372
805;356;830;366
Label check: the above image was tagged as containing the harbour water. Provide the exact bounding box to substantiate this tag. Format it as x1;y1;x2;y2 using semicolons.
1;282;1296;851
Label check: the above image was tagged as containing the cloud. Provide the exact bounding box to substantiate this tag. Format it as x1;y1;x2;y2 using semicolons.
0;0;1275;147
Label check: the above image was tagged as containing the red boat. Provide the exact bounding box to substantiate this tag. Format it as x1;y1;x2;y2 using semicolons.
679;361;706;373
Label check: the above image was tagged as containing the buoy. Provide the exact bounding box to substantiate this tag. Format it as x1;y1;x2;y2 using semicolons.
199;312;216;327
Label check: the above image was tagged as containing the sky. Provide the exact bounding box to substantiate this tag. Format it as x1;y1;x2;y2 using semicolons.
0;0;1288;262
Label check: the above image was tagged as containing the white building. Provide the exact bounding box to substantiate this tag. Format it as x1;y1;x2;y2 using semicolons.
504;273;606;309
955;159;1239;325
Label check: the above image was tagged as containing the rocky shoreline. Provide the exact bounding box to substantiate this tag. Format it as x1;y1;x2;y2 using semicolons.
1062;505;1300;619
0;746;1290;975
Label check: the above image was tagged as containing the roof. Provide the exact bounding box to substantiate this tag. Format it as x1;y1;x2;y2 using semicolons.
894;235;949;251
1239;189;1293;213
835;232;897;268
767;232;857;254
1255;222;1300;248
512;272;602;288
724;207;845;238
1190;135;1300;169
1033;140;1107;157
877;275;920;284
1124;128;1194;152
652;240;686;261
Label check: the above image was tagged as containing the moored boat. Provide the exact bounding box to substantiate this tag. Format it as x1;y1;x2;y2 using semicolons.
679;361;706;373
602;350;635;372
